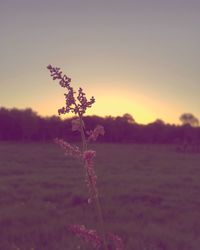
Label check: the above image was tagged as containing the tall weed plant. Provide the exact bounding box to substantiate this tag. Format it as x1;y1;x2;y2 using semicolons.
47;65;124;250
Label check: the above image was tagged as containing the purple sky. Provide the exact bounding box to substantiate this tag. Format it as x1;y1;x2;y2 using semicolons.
1;0;200;124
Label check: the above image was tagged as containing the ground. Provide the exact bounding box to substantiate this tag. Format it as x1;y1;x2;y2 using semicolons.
0;142;200;250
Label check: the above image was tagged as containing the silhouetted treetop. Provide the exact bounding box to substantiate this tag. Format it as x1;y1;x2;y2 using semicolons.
122;113;135;124
180;113;199;127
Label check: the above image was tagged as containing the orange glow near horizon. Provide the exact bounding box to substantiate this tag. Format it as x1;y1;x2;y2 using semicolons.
86;93;154;124
84;86;180;124
33;84;181;125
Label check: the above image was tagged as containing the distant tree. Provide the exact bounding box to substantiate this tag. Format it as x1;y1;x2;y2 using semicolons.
154;119;165;125
178;113;200;153
0;108;11;140
20;108;39;140
122;113;135;124
180;113;199;127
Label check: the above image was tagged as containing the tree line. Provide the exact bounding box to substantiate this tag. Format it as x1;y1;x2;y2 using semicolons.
0;107;200;145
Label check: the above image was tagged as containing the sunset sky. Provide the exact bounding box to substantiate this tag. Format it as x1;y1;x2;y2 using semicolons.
1;0;200;124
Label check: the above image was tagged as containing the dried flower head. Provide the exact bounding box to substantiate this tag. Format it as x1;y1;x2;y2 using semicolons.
82;150;98;200
54;138;82;159
108;233;124;250
87;125;105;142
69;224;102;249
71;118;84;132
47;65;95;116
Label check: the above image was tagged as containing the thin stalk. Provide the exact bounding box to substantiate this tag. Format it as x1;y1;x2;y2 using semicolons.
86;165;108;250
79;115;87;152
77;109;108;250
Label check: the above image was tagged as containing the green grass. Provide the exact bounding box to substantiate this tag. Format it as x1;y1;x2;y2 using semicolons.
0;142;200;250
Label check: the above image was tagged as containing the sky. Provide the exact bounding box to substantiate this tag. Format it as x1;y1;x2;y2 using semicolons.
1;0;200;124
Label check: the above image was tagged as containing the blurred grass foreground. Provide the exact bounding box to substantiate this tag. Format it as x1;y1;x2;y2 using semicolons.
0;142;200;249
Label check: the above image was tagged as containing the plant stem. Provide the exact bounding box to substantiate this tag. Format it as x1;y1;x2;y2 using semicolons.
77;110;108;250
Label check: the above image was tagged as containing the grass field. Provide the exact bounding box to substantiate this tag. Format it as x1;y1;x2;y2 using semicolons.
0;142;200;250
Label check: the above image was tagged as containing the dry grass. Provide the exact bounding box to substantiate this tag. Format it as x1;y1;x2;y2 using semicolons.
0;142;200;249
